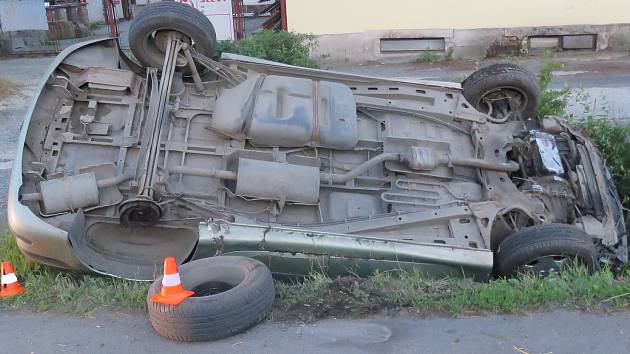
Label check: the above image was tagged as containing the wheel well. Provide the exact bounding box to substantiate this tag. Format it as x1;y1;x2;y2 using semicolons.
489;208;536;251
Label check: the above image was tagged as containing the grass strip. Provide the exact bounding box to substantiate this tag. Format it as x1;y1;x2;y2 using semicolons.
3;234;630;318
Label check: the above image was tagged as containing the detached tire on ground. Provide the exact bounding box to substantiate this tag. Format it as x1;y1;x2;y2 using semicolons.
495;224;598;277
462;63;540;121
129;1;216;72
147;256;275;342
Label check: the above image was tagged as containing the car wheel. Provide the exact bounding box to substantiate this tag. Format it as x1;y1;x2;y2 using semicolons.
128;1;216;74
495;224;598;277
462;63;540;122
147;256;275;342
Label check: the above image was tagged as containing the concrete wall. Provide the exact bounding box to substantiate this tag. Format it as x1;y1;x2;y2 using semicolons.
286;0;630;34
85;0;124;23
0;0;48;32
284;0;630;64
86;0;105;23
312;24;630;65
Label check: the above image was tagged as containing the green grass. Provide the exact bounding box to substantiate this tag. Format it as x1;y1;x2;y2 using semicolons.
0;235;149;315
276;268;630;319
417;51;437;64
4;232;630;319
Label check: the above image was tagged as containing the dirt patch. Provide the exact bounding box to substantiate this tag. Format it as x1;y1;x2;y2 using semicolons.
0;78;21;99
273;276;390;322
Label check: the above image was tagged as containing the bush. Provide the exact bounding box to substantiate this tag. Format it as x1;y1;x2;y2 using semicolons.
579;118;630;212
535;60;570;117
534;59;629;223
213;30;319;68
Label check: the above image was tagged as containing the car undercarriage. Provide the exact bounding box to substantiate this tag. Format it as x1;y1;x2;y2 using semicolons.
8;4;626;281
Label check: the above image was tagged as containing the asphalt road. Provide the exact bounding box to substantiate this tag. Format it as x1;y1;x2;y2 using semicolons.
1;52;630;353
1;309;629;354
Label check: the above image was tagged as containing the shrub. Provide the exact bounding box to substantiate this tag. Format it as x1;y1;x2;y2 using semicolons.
534;59;629;223
213;30;319;68
579;117;630;213
535;60;570;117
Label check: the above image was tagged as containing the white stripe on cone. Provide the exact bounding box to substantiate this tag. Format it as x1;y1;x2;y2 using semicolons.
1;273;18;285
162;272;182;287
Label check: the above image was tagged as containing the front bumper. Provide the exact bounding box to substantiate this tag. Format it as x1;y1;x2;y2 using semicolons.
7;39;112;271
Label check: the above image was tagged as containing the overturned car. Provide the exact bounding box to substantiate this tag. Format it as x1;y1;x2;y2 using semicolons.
8;3;626;281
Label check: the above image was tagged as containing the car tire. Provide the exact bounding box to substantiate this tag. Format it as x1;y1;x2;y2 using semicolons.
147;256;275;342
495;224;598;277
129;1;216;73
462;63;540;121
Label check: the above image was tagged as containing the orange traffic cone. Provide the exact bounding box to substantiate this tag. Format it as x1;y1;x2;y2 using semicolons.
150;257;194;305
1;261;25;298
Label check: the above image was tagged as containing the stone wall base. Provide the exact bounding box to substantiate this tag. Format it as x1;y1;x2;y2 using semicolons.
314;24;630;65
0;30;57;56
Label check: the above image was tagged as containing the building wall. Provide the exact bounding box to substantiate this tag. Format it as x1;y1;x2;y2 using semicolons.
286;0;630;34
85;0;124;23
86;0;105;23
0;0;48;32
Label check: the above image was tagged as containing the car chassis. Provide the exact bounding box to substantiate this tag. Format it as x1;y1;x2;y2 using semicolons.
8;28;626;281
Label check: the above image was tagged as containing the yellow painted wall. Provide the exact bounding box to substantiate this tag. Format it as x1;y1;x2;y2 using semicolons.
286;0;630;34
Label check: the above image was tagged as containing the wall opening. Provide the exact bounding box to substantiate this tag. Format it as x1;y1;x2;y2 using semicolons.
380;38;445;53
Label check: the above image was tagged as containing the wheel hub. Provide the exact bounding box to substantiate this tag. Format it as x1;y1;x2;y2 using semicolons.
479;86;528;121
119;199;163;227
521;255;570;277
153;30;191;66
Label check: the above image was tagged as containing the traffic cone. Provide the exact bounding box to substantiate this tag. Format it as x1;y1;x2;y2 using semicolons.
1;261;25;298
150;257;194;305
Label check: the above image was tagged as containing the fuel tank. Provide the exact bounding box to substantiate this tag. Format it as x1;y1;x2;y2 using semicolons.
211;74;358;149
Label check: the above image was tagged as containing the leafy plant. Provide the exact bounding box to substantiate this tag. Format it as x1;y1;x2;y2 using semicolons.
417;51;437;64
535;60;569;117
213;30;319;68
579;118;630;213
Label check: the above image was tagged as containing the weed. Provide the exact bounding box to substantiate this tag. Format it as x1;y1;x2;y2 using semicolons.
579;118;630;214
417;51;437;64
0;235;149;315
535;59;569;117
446;48;454;62
213;30;319;68
538;60;563;90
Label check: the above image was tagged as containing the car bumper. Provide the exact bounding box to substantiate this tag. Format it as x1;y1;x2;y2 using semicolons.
7;39;112;271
